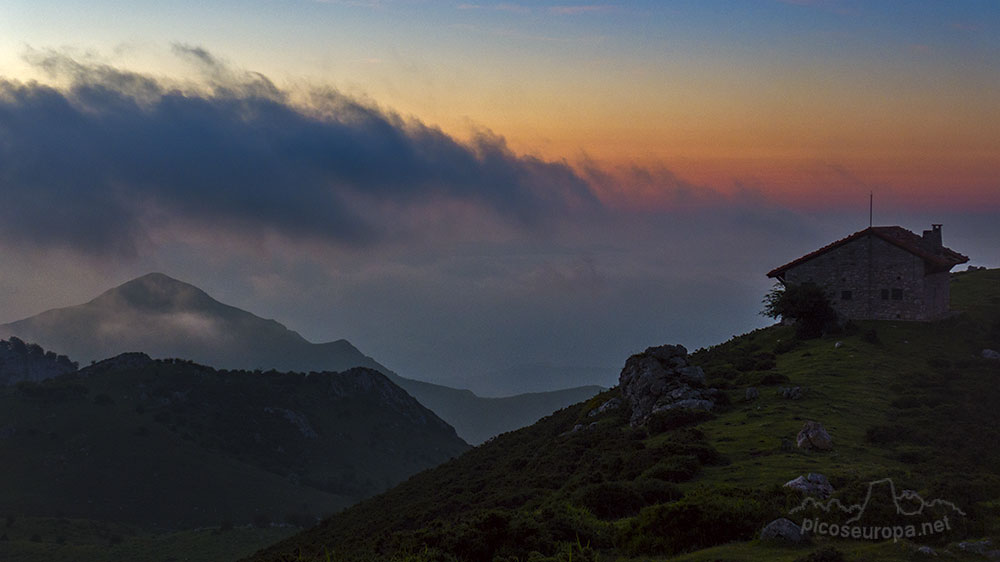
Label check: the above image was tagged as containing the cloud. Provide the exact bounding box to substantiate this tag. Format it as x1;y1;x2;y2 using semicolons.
0;49;600;258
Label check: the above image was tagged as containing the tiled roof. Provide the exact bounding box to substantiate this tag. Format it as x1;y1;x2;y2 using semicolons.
767;226;969;279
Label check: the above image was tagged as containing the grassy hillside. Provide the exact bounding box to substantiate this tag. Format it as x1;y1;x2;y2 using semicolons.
248;268;1000;562
0;357;468;530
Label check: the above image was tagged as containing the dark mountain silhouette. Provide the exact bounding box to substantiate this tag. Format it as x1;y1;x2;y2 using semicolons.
0;354;468;528
0;273;603;443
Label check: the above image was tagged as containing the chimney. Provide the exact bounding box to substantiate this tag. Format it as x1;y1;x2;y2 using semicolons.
922;224;942;249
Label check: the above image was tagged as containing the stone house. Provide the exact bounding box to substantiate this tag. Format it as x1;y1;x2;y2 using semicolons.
767;225;968;321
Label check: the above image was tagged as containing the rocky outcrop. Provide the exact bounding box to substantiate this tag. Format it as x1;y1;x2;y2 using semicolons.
587;397;621;418
784;473;834;498
797;421;833;450
0;337;77;385
619;344;721;426
760;518;804;544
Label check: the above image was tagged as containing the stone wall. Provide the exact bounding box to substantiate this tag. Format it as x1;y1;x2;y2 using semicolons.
922;271;951;319
782;234;948;321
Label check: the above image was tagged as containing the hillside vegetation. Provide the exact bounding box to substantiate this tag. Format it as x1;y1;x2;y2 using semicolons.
0;356;468;530
0;337;76;385
248;268;1000;562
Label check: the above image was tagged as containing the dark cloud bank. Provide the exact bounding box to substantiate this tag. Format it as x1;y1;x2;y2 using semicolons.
5;48;995;394
0;47;600;257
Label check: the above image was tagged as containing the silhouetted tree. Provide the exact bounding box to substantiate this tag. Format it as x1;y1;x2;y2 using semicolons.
762;282;837;339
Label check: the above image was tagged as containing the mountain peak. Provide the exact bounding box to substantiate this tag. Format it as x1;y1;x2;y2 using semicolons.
94;272;217;312
133;272;185;284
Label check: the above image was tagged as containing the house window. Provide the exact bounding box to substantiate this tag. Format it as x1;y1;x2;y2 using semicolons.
891;288;903;300
881;289;890;300
841;290;853;301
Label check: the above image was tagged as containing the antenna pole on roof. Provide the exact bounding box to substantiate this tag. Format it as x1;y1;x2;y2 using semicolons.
869;191;873;228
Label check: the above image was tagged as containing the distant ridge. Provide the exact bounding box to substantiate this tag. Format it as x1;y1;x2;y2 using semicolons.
0;273;603;443
1;273;385;374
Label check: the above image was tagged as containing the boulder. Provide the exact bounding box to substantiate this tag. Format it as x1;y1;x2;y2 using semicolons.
677;365;706;385
745;387;759;401
779;386;805;400
618;344;719;426
569;422;599;434
652;398;715;414
760;518;804;544
983;349;1000;360
784;473;834;498
797;421;833;450
957;540;992;555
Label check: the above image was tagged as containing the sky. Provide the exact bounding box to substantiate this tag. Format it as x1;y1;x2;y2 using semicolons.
0;1;998;395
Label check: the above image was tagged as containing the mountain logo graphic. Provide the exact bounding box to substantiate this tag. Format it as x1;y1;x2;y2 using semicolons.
790;477;966;524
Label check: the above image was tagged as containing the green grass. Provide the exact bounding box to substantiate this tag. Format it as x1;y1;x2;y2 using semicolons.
246;268;1000;562
693;271;1000;509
